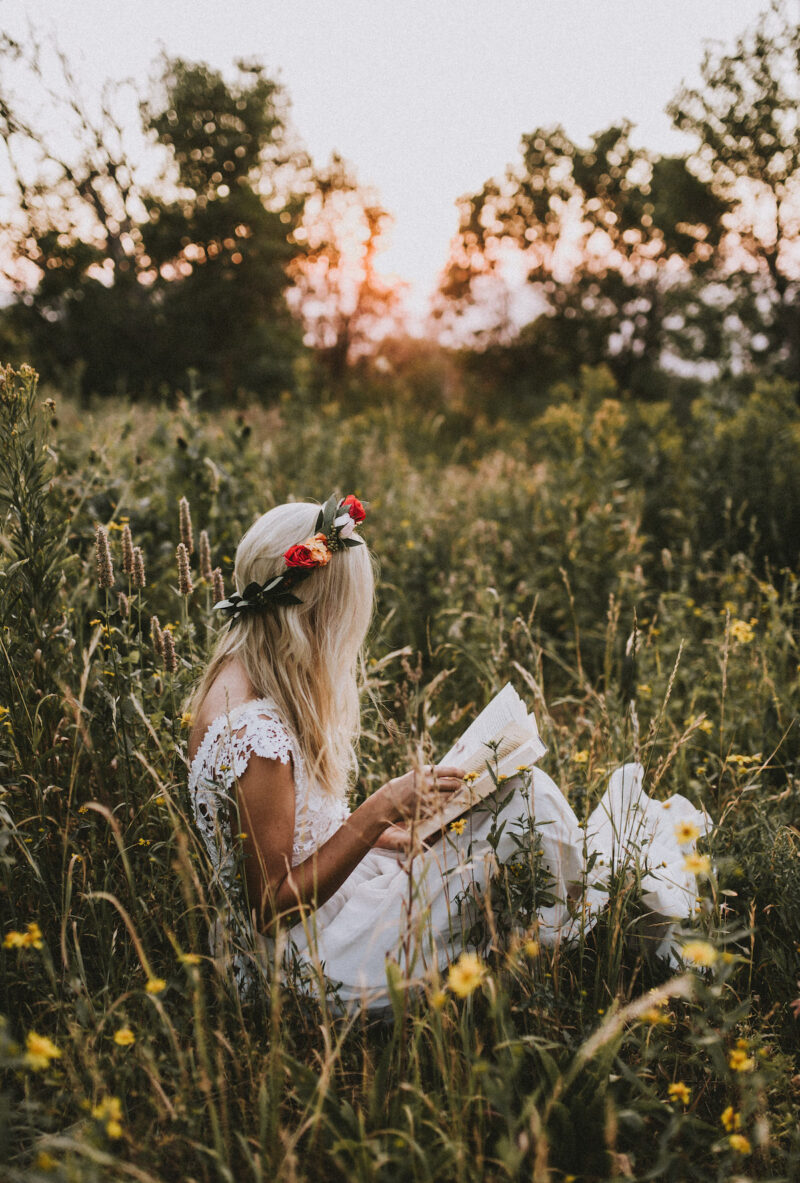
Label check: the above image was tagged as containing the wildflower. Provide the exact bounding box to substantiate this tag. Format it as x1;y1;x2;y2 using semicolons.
92;1096;123;1139
180;711;193;730
667;1081;691;1106
449;818;466;836
682;940;718;967
198;529;213;581
180;952;202;966
728;1047;755;1073
683;853;711;876
117;591;130;619
730;619;754;644
179;497;194;555
35;1152;58;1171
150;614;164;658
447;952;488;998
162;630;177;674
523;939;539;958
675;821;700;845
3;922;42;950
641;1005;670;1025
686;715;714;734
728;1133;752;1154
94;525;114;589
154;795;166;805
430;988;447;1010
113;1027;135;1046
462;772;478;785
25;1031;62;1070
132;546;146;589
721;1105;741;1131
212;566;225;603
121;524;134;575
145;977;166;995
177;543;193;596
23;922;43;948
573;749;589;765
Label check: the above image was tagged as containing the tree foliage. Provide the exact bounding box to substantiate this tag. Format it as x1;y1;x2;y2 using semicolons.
433;0;799;406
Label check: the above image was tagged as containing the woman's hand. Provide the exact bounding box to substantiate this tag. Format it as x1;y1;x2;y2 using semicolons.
378;764;467;825
373;824;413;852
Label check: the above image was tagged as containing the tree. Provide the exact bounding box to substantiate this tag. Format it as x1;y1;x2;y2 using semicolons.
284;153;407;384
666;0;800;391
0;39;306;399
431;120;729;404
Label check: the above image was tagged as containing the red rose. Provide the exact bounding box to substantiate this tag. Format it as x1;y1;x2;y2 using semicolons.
342;494;366;523
284;543;318;569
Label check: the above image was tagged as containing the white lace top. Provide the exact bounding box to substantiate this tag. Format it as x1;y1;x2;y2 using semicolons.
187;697;351;995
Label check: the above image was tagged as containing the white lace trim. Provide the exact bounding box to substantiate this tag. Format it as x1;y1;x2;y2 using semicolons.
187;697;350;869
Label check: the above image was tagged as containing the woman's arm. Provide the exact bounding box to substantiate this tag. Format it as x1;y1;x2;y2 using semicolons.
234;755;464;932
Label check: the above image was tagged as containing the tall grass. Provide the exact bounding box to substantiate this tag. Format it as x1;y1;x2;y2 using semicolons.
1;362;799;1181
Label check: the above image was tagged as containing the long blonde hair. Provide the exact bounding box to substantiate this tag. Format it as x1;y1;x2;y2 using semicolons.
187;501;375;797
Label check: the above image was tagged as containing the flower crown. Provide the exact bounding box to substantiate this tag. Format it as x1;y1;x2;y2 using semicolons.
213;493;366;627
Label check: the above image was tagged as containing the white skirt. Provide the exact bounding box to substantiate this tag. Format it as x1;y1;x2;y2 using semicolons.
252;762;712;1011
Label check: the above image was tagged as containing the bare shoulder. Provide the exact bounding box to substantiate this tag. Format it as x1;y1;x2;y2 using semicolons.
188;659;257;763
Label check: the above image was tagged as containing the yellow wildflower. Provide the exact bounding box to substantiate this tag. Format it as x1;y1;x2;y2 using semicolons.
145;977;166;995
430;988;447;1010
728;1047;755;1073
728;1133;752;1154
674;821;700;845
667;1081;691;1106
462;772;478;785
682;940;717;967
92;1096;123;1138
180;952;202;966
113;1027;135;1047
449;818;466;836
180;711;193;729
730;619;754;644
641;1006;670;1025
35;1152;58;1171
721;1105;741;1131
3;930;26;949
523;939;539;958
573;749;589;765
686;715;714;734
25;1031;62;1070
683;853;711;875
447;952;488;998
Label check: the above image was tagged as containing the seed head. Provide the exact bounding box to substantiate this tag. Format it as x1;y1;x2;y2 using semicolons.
179;497;194;555
198;530;213;581
117;591;130;619
94;525;114;589
162;629;177;674
132;547;146;589
177;543;193;596
150;615;164;657
121;525;134;576
212;567;224;604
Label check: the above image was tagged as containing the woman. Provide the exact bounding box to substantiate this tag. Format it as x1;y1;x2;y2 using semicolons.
186;494;711;1009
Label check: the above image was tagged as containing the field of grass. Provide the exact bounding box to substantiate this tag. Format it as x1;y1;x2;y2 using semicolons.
1;360;800;1181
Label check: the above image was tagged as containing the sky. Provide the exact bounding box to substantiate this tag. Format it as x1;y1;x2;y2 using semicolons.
0;0;783;324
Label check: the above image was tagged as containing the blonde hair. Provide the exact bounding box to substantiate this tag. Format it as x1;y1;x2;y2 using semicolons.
187;501;375;797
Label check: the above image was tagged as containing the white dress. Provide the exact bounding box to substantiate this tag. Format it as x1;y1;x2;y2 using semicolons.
187;698;712;1010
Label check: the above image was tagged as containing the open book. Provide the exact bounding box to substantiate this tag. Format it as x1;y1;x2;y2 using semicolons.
415;683;547;843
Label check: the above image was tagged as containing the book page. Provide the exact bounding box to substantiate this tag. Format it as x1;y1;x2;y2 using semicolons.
414;682;548;843
440;683;527;766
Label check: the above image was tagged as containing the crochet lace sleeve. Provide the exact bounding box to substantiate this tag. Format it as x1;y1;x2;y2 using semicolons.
222;710;295;781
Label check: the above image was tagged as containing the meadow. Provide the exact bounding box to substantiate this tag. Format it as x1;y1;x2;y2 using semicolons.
1;359;800;1182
